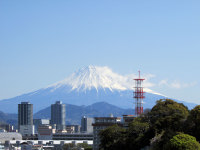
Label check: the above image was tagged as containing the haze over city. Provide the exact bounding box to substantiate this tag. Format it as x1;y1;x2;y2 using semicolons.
1;0;200;104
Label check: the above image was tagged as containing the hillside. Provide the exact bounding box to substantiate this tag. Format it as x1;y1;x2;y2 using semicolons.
0;66;196;113
34;102;134;125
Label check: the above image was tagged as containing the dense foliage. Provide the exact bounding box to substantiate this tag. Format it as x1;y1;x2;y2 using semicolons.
167;133;200;150
185;105;200;141
99;125;126;150
99;99;200;150
149;99;189;132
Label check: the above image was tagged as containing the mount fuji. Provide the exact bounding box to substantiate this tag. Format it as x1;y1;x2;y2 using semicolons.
0;66;196;113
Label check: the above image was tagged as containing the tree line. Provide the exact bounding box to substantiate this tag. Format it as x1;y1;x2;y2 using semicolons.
99;99;200;150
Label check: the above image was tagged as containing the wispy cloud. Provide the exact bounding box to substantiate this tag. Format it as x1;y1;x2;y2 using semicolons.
120;71;197;92
158;79;197;89
125;73;156;88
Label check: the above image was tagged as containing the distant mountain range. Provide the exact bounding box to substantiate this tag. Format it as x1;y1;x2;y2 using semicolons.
0;102;134;126
34;101;134;125
0;111;17;127
0;100;197;128
0;66;197;114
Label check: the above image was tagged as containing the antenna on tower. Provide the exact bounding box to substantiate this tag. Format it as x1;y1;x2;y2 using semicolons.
138;70;140;79
134;71;145;116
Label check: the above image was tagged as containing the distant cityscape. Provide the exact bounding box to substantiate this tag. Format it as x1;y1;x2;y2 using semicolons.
1;0;199;149
0;71;196;150
0;100;137;150
0;69;198;150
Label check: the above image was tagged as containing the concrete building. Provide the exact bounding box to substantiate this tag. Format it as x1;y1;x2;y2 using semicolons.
92;116;122;150
122;115;135;128
5;140;93;150
20;125;35;136
53;133;93;140
18;102;34;136
0;132;22;143
51;101;66;131
38;125;56;140
74;125;81;133
33;119;50;133
66;125;80;133
66;125;75;133
0;123;14;132
81;116;93;133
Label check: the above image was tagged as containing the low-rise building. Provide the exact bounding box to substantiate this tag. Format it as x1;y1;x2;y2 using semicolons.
122;115;135;128
20;125;35;136
66;125;75;133
0;132;22;143
0;123;14;132
53;133;93;140
92;116;122;150
38;125;56;140
33;119;50;133
66;125;81;133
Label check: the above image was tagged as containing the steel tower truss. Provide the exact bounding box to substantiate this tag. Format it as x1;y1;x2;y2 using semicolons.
134;71;145;116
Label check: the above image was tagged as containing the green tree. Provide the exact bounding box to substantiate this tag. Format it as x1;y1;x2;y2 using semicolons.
99;117;151;150
167;133;200;150
99;124;126;150
126;117;150;150
63;143;75;150
149;99;189;133
148;99;189;150
185;105;200;141
151;129;177;150
77;143;92;150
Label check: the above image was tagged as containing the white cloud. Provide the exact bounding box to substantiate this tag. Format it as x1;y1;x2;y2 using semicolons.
158;80;197;89
158;79;168;86
125;73;156;88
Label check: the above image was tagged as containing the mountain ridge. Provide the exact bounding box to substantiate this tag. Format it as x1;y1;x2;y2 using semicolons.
0;66;197;113
34;101;134;125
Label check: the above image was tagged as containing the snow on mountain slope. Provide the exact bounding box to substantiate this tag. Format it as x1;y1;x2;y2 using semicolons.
0;65;195;113
47;65;159;94
50;66;128;91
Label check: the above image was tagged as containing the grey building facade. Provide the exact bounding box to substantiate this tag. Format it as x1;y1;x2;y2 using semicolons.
18;102;33;128
51;101;66;130
18;102;34;135
33;119;50;133
81;116;93;133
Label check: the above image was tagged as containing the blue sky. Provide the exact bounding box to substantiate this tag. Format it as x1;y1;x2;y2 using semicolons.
0;0;200;104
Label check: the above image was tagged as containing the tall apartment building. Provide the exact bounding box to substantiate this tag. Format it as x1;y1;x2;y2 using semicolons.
18;102;34;135
81;116;93;133
51;101;66;130
92;116;122;150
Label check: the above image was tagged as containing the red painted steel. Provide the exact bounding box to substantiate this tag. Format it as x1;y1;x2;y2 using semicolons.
134;71;145;116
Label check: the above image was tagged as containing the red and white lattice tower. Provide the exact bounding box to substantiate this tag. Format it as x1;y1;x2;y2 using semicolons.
134;71;145;116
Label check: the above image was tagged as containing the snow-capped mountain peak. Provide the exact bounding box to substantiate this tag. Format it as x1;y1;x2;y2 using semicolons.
46;65;163;96
50;65;130;91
